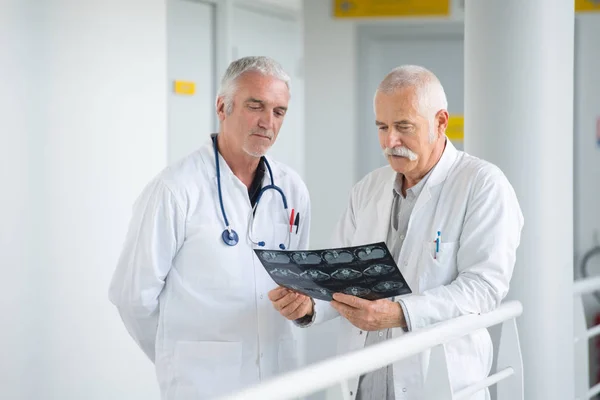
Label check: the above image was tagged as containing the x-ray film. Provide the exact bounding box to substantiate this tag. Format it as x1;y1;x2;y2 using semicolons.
254;242;412;301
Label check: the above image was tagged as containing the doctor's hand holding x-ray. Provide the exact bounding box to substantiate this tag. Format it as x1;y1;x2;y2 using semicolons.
273;65;524;400
109;56;313;400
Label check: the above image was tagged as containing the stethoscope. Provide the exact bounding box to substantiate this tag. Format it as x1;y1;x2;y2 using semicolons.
213;135;291;249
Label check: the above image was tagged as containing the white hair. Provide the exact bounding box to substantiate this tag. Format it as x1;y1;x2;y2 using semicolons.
374;65;448;142
217;56;291;115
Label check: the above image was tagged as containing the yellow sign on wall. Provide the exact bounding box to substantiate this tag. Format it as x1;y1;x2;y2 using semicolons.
173;80;196;96
446;114;464;141
333;0;450;18
576;0;600;12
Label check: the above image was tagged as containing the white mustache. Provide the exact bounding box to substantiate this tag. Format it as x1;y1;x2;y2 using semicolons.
383;146;418;161
250;128;274;140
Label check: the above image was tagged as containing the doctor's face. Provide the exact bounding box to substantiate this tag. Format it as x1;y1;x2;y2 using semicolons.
375;87;445;177
217;71;290;158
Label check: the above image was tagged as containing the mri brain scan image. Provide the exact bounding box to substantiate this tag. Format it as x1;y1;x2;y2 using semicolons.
260;252;290;264
356;246;386;261
300;269;330;282
303;287;332;298
254;242;410;302
323;250;354;264
269;268;299;279
373;281;404;293
343;286;371;297
363;264;394;277
291;252;322;265
331;268;362;280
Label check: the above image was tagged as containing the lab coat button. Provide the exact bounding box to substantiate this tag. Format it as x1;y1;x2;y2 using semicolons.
402;388;407;392
260;294;263;299
378;331;383;337
359;330;363;335
400;234;405;240
403;261;408;266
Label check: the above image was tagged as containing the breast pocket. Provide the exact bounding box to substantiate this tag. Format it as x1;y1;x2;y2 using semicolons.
253;222;300;251
276;222;302;250
419;241;459;290
175;222;244;289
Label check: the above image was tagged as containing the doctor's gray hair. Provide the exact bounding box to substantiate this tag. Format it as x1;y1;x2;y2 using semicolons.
374;65;447;142
217;56;291;115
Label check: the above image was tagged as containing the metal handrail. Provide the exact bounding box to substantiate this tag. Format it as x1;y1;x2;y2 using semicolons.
573;275;600;296
218;301;523;400
573;275;600;399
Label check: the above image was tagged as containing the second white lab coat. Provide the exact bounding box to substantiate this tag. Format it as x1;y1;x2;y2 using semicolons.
313;139;523;400
109;135;311;399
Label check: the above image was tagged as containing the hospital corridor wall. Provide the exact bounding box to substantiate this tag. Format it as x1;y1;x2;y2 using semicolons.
1;0;169;399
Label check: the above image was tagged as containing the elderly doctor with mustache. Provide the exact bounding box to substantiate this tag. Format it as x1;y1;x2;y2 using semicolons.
271;65;523;400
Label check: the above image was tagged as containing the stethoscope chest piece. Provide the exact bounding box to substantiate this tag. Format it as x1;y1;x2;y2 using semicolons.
221;228;239;246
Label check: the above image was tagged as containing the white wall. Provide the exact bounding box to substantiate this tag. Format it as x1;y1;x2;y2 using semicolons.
1;1;168;398
0;2;34;398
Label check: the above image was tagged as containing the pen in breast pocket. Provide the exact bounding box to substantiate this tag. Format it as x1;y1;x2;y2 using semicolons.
289;209;295;233
434;231;441;259
294;212;300;234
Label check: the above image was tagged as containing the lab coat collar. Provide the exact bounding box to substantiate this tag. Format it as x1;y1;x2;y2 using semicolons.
410;137;459;215
424;137;459;188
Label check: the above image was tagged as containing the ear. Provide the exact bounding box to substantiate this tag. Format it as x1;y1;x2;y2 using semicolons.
436;110;449;137
216;96;227;122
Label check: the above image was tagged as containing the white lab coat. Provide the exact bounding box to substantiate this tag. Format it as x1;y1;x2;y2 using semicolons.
109;135;311;399
313;139;523;400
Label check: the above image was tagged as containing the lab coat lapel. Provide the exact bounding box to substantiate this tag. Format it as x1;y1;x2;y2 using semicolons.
200;134;251;229
411;138;459;216
372;172;396;244
400;138;459;293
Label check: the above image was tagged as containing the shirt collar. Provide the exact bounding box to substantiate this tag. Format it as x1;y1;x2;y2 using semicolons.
393;163;436;199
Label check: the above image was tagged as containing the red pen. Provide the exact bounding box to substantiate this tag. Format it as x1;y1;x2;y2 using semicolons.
289;209;295;232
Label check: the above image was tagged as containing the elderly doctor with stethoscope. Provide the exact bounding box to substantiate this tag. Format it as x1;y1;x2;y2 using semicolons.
109;56;314;399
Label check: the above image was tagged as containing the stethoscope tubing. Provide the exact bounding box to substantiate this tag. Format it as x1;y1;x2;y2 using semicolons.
213;135;289;248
